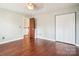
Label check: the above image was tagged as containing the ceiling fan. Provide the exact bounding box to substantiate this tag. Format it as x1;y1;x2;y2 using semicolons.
26;3;44;10
26;3;36;10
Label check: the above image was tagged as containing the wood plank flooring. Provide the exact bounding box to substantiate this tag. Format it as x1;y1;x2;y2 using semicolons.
0;38;79;56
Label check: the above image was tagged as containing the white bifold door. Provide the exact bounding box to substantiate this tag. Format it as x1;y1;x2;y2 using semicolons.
56;13;75;44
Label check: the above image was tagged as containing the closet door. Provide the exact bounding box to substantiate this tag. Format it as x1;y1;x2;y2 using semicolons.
56;13;75;44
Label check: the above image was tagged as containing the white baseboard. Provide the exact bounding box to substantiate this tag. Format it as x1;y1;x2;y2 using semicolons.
0;37;23;44
36;37;55;41
36;37;79;47
76;44;79;47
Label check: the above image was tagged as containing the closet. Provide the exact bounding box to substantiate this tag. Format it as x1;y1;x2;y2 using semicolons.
56;13;75;44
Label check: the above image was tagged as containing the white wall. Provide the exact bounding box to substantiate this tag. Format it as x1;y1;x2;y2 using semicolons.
34;6;79;45
35;14;55;41
0;8;25;44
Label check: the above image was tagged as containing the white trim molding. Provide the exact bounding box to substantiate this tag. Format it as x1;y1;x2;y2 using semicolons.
36;36;55;41
0;37;23;44
76;44;79;47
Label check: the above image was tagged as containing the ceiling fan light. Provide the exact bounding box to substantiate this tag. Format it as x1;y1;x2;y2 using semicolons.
26;3;35;10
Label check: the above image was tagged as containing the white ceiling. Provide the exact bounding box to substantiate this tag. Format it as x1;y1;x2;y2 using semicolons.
0;3;78;16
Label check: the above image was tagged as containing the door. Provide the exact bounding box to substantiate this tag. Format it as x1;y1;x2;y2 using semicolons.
29;18;35;39
56;13;75;44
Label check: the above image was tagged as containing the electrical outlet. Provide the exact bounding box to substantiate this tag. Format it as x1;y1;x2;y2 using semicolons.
2;37;5;39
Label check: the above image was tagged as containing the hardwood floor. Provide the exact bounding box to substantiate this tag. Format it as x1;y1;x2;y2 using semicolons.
0;38;79;56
